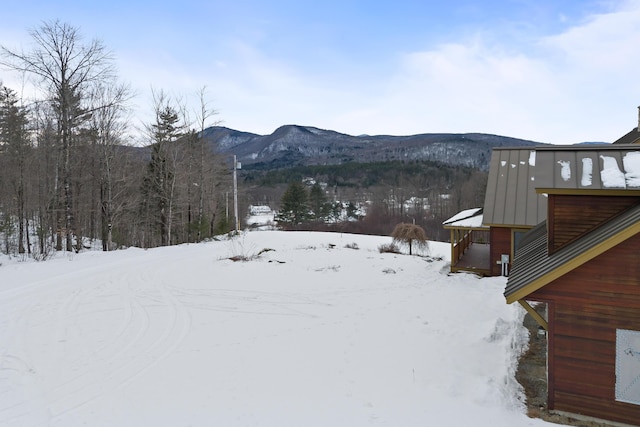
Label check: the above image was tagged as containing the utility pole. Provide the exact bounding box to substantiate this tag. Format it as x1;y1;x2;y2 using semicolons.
233;155;241;232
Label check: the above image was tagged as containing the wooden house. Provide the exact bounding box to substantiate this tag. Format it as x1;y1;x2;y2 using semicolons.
444;148;547;276
505;145;640;426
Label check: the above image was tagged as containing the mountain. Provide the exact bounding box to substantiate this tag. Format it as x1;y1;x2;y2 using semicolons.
202;125;546;171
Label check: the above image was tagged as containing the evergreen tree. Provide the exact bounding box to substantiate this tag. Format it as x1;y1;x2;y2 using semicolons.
278;181;309;225
346;202;359;220
308;182;329;222
327;201;343;222
140;99;182;247
0;85;30;254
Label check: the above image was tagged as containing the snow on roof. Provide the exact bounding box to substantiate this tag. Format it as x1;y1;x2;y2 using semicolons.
535;146;640;190
442;208;486;228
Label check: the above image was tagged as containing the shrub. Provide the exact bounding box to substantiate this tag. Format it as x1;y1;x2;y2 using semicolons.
226;233;275;262
378;242;401;254
228;247;274;262
391;223;429;255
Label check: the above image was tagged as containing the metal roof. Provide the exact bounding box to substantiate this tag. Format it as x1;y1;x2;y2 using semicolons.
505;203;640;304
482;148;547;227
535;144;640;192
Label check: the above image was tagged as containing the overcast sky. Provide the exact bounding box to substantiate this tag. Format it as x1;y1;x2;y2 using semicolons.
2;0;640;144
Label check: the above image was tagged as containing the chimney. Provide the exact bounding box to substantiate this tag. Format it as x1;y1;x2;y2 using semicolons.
637;105;640;131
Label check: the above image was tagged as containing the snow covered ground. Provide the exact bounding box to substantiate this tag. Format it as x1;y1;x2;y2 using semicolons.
0;231;551;426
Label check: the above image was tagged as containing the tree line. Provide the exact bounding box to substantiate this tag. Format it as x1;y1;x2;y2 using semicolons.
244;159;479;188
244;161;487;240
0;20;232;258
276;181;361;227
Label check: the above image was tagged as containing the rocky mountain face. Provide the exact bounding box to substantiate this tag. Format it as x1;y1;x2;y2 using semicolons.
203;124;545;171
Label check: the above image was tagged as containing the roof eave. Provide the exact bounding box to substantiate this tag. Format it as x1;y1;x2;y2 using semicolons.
506;221;640;304
482;223;536;229
536;188;640;196
442;225;489;231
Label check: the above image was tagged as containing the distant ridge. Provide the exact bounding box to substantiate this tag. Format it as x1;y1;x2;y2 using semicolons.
202;124;548;171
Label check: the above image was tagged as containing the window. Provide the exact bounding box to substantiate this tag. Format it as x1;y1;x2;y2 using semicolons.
616;329;640;405
512;229;528;257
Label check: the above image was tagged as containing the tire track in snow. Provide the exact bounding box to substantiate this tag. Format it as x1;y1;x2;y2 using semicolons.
170;287;332;318
0;275;147;426
0;297;51;426
0;253;192;424
45;259;192;421
45;280;151;415
0;266;92;421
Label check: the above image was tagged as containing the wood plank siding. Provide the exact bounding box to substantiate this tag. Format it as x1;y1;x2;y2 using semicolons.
528;233;640;425
490;226;512;276
548;194;640;253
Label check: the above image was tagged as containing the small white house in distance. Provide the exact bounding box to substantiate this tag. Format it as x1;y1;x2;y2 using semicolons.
249;205;273;215
246;205;276;229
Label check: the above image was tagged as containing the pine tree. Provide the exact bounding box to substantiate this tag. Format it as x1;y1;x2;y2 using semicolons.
278;181;309;226
308;182;329;222
0;86;30;254
140;99;182;247
346;202;359;220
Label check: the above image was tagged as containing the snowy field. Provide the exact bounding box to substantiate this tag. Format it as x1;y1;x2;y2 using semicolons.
0;231;551;426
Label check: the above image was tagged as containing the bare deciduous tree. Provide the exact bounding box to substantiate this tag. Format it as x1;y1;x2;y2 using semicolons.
86;82;132;250
193;86;220;241
1;20;116;251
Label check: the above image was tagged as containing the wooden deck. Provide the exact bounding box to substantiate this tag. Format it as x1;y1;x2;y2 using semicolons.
450;243;491;276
